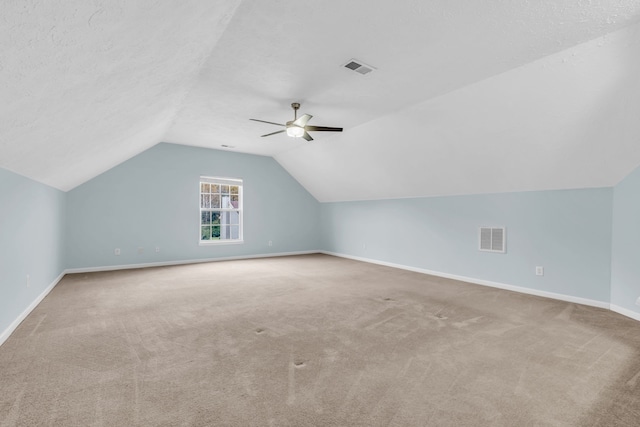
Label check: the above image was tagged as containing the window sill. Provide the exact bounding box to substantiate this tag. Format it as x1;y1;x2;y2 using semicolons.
199;240;244;246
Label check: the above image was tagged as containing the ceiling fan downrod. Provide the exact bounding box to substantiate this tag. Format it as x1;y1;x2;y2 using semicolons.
291;102;300;120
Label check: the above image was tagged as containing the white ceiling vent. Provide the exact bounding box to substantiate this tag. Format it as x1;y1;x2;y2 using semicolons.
343;59;376;75
479;227;506;253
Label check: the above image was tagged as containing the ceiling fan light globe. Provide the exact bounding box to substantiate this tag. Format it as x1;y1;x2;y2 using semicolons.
286;126;305;138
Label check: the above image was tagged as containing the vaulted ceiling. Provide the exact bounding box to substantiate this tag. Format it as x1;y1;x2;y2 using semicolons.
2;1;640;201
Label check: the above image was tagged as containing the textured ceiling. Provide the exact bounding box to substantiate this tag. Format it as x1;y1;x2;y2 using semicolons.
278;22;640;201
2;1;640;200
0;0;241;190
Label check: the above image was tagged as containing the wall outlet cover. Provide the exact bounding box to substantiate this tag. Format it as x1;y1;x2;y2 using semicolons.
535;266;544;276
114;248;121;256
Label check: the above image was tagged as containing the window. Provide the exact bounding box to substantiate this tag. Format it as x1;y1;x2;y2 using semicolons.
200;177;243;244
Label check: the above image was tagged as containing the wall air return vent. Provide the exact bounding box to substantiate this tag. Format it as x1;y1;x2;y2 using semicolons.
343;59;376;75
479;227;506;253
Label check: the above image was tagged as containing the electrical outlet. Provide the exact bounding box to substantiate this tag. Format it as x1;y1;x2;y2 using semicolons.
636;297;640;307
268;240;272;247
155;246;160;253
26;274;30;288
114;248;121;256
535;266;544;276
137;247;144;254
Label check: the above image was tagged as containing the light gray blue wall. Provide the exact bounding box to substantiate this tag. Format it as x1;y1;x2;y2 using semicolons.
3;138;640;341
0;167;66;335
65;143;320;269
611;165;640;315
321;188;613;303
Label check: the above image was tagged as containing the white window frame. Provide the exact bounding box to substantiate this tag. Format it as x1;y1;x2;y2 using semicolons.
199;176;244;245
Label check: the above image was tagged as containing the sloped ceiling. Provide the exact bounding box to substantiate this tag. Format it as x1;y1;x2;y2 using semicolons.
1;1;640;201
0;0;241;190
278;22;640;201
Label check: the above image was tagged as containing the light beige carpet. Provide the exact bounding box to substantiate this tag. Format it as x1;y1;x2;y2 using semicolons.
1;254;639;426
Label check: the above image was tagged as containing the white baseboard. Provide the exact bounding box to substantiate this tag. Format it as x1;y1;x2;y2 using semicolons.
610;305;640;322
0;271;65;347
321;251;611;310
65;250;321;274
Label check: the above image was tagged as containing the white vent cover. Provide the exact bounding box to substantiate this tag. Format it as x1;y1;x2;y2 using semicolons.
479;227;506;253
343;59;376;75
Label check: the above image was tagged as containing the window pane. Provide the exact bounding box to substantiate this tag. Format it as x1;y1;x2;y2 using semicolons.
200;183;207;193
219;225;230;240
211;194;221;209
212;212;220;224
219;211;229;225
203;183;211;193
201;226;211;240
221;185;230;195
203;194;211;208
227;211;240;225
211;184;220;194
201;211;211;225
230;225;240;239
212;226;220;239
230;186;239;195
231;195;239;207
221;195;231;209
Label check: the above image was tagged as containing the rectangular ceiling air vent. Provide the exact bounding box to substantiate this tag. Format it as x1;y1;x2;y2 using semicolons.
343;59;376;75
479;227;506;253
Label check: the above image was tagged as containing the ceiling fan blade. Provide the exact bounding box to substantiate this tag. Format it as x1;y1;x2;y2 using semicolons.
305;126;343;132
261;130;286;137
302;131;314;142
293;114;313;127
250;119;285;127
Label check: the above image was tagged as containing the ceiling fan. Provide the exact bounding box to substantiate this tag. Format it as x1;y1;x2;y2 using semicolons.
250;103;343;141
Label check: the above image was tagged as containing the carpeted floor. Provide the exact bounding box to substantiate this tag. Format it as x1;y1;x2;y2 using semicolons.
1;254;639;426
